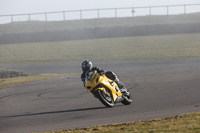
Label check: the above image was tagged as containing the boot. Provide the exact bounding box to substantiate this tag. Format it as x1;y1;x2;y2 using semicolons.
114;77;124;89
114;78;129;95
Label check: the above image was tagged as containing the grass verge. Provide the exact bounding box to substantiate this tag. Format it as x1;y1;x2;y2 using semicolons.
35;112;200;133
0;73;80;89
1;33;200;65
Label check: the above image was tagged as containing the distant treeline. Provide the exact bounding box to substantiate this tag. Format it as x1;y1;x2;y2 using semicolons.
0;68;28;78
0;23;200;44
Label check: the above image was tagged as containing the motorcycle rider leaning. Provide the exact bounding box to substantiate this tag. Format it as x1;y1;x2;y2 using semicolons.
81;60;127;93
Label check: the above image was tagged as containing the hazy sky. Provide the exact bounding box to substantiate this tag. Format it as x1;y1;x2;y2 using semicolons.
0;0;200;15
0;0;199;24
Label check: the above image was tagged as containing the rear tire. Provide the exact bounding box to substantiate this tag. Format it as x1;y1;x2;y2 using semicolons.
96;89;114;107
121;92;132;105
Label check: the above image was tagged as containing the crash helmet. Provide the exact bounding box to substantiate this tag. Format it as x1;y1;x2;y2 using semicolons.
81;59;93;73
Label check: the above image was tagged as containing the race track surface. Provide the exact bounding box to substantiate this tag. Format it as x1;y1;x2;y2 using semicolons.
0;59;200;133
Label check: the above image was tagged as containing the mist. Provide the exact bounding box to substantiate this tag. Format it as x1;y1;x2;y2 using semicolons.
0;0;200;24
1;12;200;44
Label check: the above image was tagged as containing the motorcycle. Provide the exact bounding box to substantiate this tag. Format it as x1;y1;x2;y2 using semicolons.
84;70;132;107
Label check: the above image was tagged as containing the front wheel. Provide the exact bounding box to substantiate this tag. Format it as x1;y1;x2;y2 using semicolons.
96;89;114;107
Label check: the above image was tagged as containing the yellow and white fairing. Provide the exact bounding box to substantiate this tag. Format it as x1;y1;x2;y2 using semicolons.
85;70;122;102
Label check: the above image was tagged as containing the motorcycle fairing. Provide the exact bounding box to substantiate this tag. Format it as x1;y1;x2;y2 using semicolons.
85;70;122;102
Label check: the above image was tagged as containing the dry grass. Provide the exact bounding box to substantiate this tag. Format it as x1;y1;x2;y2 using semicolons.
0;33;200;65
0;73;79;89
36;112;200;133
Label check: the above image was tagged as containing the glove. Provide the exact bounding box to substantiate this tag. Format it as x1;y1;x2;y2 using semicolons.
100;71;105;75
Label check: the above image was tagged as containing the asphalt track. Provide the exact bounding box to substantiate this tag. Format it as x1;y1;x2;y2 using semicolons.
0;59;200;133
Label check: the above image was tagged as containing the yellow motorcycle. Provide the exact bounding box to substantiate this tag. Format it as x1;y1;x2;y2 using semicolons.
85;70;132;107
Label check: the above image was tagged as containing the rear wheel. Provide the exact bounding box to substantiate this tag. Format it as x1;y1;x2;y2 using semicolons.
96;89;114;107
121;90;132;105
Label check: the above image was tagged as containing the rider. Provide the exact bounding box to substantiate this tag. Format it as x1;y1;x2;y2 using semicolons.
81;59;127;92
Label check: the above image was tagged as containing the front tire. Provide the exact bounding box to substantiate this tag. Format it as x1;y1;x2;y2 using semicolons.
96;89;114;107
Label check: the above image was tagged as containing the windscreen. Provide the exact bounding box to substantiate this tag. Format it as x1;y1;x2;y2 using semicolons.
85;71;94;81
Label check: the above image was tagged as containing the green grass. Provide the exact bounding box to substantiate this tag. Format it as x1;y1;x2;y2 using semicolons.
0;33;200;65
34;112;200;133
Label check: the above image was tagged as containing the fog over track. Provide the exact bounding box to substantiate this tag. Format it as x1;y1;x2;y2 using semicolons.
0;59;200;133
1;23;200;44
